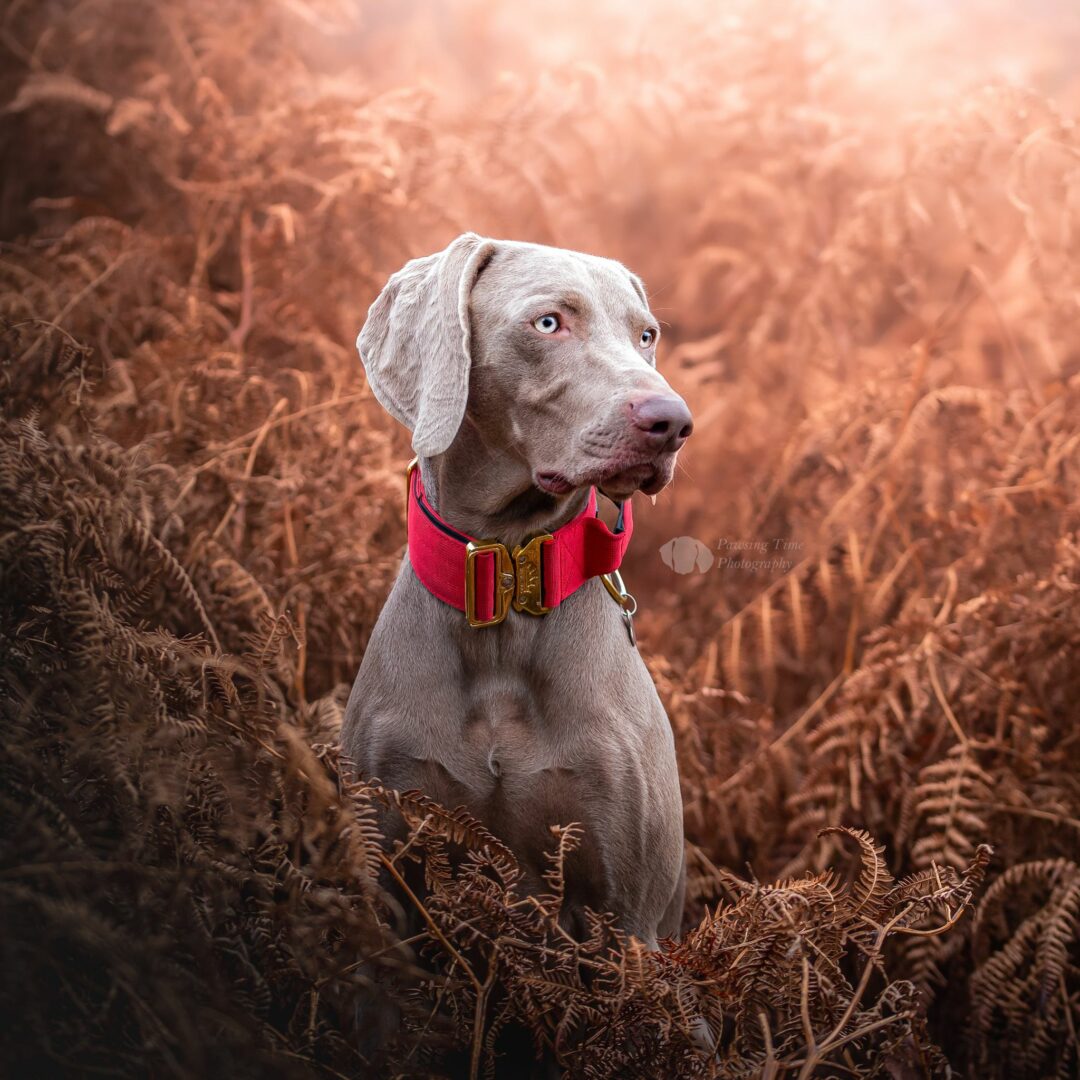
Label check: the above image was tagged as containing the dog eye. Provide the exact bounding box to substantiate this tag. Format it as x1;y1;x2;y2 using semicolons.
639;328;657;348
533;313;561;334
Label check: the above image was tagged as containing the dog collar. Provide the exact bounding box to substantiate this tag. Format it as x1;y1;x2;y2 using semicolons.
405;458;634;627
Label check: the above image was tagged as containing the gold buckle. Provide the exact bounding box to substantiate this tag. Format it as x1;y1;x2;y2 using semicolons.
511;534;553;616
463;533;553;627
465;541;516;627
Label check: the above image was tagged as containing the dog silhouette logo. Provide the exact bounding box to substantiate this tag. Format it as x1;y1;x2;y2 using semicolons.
659;536;714;575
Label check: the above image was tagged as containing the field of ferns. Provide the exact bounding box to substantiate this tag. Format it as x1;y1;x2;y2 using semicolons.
2;1;1079;1077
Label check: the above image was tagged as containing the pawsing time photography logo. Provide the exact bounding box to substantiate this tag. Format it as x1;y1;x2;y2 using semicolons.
659;536;803;575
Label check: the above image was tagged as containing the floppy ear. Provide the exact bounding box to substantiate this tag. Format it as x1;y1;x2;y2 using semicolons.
357;232;496;457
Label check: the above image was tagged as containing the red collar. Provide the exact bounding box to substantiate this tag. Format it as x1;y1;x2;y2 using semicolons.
405;459;634;627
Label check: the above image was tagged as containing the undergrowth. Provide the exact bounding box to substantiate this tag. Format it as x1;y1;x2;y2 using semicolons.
2;1;1078;1076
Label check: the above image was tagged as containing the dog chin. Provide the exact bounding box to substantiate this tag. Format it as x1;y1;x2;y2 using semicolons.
598;459;673;501
536;458;675;500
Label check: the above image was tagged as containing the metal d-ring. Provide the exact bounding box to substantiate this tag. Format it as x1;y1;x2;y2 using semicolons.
600;569;637;647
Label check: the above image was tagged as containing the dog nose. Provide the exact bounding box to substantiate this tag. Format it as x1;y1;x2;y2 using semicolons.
628;394;694;451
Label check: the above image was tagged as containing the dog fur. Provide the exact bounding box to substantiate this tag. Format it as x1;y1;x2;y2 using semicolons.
343;234;690;946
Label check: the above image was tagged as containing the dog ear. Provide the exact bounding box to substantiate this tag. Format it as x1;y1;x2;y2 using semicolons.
626;270;649;310
357;232;496;457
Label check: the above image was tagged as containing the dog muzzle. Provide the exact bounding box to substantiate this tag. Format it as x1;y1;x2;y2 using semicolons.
404;458;636;629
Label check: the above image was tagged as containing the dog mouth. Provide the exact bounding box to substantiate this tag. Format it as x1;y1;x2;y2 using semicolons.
535;457;672;500
535;471;576;496
598;462;662;499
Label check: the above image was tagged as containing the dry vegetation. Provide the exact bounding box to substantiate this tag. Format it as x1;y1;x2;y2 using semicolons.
2;1;1079;1076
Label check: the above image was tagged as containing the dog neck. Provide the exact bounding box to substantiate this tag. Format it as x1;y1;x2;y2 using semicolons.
418;419;590;547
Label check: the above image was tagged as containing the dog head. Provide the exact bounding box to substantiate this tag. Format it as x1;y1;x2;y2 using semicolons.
358;233;692;502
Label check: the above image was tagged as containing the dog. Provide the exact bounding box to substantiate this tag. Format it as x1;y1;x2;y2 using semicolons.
343;233;692;947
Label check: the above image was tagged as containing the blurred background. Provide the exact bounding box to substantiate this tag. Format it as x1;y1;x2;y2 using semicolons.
3;1;1080;1076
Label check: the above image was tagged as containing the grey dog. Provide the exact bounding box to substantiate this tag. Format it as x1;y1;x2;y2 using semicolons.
343;233;693;947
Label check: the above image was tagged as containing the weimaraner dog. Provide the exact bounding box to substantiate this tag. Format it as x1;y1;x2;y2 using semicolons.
343;234;692;947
